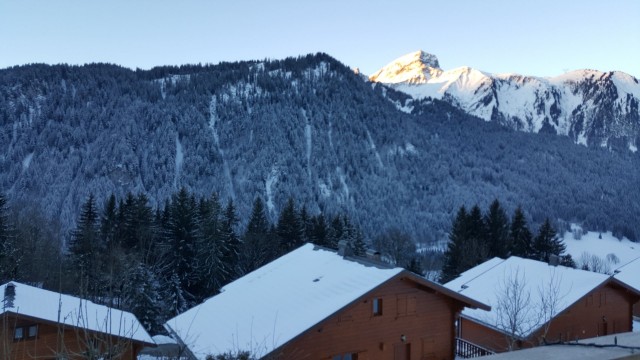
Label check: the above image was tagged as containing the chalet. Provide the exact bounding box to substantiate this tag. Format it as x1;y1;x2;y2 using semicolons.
0;281;155;360
165;243;489;360
444;256;640;355
613;256;640;316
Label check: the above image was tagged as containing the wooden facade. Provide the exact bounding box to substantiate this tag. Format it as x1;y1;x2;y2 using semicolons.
271;273;485;360
0;313;149;360
459;281;639;353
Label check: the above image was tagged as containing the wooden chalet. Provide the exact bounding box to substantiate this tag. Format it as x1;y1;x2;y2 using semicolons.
165;243;490;360
444;257;640;355
613;256;640;317
0;281;155;360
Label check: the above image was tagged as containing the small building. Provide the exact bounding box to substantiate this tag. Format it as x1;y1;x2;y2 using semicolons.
165;243;489;360
613;256;640;317
0;281;155;360
444;256;640;355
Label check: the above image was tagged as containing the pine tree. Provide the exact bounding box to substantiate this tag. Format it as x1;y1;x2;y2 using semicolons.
298;205;311;244
309;214;328;247
193;193;225;301
510;207;533;258
326;214;344;250
351;228;367;257
457;205;488;272
100;194;118;251
485;199;511;258
220;199;240;285
163;188;199;302
532;218;566;262
239;197;274;275
276;197;303;253
69;194;103;298
440;206;468;283
0;193;17;282
122;262;163;333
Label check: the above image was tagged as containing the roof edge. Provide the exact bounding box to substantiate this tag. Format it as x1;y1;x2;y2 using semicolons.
403;271;491;311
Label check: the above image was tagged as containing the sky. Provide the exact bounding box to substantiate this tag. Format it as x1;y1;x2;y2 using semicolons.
1;0;639;78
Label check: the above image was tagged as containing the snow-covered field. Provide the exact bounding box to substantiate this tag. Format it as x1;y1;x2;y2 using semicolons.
561;225;640;274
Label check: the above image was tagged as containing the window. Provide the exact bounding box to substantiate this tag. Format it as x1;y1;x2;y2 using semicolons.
373;297;383;316
13;325;37;341
28;325;38;337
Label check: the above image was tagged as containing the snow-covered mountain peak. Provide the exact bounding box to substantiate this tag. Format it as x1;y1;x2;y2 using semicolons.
369;50;442;84
371;51;640;151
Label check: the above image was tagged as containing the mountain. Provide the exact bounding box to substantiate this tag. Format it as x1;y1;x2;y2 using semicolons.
370;51;640;152
1;54;640;244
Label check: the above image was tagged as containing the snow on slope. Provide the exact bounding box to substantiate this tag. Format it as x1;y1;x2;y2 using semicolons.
562;224;640;274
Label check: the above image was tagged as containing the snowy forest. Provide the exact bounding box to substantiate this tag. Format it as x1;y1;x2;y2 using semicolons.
1;54;639;246
0;190;375;333
0;190;572;336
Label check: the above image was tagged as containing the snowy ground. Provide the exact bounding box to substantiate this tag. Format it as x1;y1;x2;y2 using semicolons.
561;225;640;273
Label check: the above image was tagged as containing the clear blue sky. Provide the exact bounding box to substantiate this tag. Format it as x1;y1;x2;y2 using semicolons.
1;0;638;78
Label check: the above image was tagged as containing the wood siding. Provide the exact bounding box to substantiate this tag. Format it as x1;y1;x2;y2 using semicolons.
0;314;144;360
460;282;637;353
274;274;464;360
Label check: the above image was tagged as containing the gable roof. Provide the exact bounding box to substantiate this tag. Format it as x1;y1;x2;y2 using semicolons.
165;243;488;359
444;256;626;338
0;281;154;345
613;256;640;291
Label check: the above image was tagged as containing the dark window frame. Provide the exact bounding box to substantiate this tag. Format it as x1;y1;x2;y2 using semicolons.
373;297;383;316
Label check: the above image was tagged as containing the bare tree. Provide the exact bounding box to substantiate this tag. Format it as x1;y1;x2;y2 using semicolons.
537;269;569;343
495;268;539;351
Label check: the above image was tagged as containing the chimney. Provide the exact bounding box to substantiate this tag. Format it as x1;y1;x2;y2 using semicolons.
4;282;16;309
366;249;381;262
337;240;353;257
548;254;560;267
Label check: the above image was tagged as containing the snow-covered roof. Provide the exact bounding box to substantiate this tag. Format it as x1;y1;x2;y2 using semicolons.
444;256;619;338
613;256;640;291
165;243;486;359
0;281;154;345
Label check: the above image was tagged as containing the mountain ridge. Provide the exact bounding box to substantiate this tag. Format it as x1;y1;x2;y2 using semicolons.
370;51;640;152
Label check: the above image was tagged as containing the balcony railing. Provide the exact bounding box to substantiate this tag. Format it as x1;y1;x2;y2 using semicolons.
456;337;495;358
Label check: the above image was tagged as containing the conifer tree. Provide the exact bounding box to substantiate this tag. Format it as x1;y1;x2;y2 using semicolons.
276;197;303;253
440;206;468;283
238;197;273;275
69;194;102;298
532;218;566;262
220;198;240;284
485;199;511;258
326;214;344;250
298;205;311;244
351;228;367;257
0;193;17;282
100;194;118;251
123;262;163;333
163;188;199;302
461;205;487;270
309;214;328;247
193;193;225;300
510;207;533;258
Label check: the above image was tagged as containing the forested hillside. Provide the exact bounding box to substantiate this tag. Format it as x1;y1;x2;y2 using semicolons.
1;53;639;246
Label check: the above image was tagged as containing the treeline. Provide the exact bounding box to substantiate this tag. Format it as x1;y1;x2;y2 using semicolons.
440;200;574;283
0;189;372;333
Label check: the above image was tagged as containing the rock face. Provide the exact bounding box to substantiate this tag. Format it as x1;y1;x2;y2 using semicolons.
371;51;640;152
